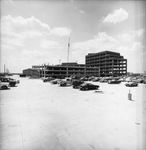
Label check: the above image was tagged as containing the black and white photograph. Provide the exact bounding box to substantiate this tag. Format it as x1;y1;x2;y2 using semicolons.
0;0;146;150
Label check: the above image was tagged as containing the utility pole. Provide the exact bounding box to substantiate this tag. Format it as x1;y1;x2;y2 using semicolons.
44;63;46;78
67;37;70;63
67;36;70;77
4;65;6;74
99;67;100;77
84;66;86;77
59;59;61;65
112;59;114;77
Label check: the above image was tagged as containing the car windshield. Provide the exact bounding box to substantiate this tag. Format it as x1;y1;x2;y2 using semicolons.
82;83;92;86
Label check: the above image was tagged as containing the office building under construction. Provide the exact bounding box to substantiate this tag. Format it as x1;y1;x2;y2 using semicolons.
85;51;127;77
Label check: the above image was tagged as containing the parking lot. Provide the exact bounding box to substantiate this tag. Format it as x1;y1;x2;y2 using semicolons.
0;75;146;150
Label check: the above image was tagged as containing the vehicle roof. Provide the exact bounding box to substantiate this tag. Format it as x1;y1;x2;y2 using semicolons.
81;83;93;86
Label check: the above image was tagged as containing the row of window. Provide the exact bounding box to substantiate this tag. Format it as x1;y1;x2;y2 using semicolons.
86;53;120;58
100;72;127;75
86;60;127;64
86;56;124;61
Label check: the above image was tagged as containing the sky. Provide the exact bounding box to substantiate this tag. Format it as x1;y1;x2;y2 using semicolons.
1;0;146;73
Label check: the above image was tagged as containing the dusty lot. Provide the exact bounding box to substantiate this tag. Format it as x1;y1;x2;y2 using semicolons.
0;76;146;150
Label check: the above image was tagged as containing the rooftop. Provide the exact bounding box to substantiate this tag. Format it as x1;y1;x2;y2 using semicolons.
87;50;120;56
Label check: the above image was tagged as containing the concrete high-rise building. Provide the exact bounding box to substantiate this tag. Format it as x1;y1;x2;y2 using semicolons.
85;51;127;77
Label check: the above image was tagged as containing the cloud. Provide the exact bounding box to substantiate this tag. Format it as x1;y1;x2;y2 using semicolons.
1;15;72;51
1;15;51;49
1;15;72;72
1;15;51;37
51;27;72;36
131;42;144;51
2;36;24;47
73;32;118;51
79;10;85;14
21;49;44;57
117;29;145;42
74;6;85;14
3;0;14;3
118;33;132;42
116;42;145;73
1;15;71;40
103;8;128;24
40;39;59;49
71;31;145;73
71;32;118;63
134;29;145;37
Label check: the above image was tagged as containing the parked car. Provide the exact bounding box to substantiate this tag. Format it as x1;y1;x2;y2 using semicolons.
92;77;100;82
0;77;17;87
72;80;84;89
80;83;99;91
59;81;67;86
59;78;72;86
125;82;138;87
0;82;10;90
51;79;62;84
100;79;108;83
59;79;72;86
119;78;127;82
108;80;121;84
8;78;20;84
88;76;95;81
134;78;144;83
20;74;27;77
29;76;40;79
80;77;89;81
43;77;54;82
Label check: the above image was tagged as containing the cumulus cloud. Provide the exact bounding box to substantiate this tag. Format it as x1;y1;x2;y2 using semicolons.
3;0;14;3
21;49;44;57
74;6;85;14
134;29;145;37
1;15;51;38
1;15;72;52
118;29;145;42
1;15;72;72
131;42;143;51
1;15;71;39
2;36;24;47
73;32;118;51
71;32;118;63
51;27;72;36
116;42;145;73
1;15;51;49
103;8;128;24
79;10;85;14
40;39;59;49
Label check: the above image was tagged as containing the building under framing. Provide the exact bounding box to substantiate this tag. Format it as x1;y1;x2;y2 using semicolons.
23;62;99;78
85;51;127;77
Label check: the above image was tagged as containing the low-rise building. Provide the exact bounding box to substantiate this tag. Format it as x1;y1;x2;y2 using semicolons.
23;68;40;78
23;62;99;78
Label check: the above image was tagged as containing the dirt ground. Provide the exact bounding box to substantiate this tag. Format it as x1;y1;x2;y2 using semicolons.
0;75;146;150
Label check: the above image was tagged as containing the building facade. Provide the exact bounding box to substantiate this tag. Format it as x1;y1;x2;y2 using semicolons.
23;62;99;78
23;68;40;78
85;51;127;77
